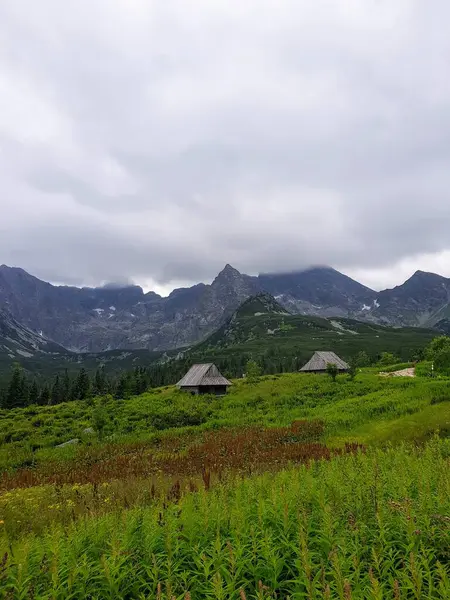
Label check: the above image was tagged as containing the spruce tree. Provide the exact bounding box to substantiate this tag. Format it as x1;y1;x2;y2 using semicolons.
28;380;39;405
39;385;50;406
74;368;91;401
62;369;71;402
93;367;106;396
50;375;63;406
20;373;30;406
4;363;25;409
115;373;129;399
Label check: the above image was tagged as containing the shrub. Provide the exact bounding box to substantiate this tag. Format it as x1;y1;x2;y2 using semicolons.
416;361;433;377
378;352;399;366
326;363;338;382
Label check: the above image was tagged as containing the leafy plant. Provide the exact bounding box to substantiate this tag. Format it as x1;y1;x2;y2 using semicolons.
378;352;400;366
326;363;339;382
245;360;262;384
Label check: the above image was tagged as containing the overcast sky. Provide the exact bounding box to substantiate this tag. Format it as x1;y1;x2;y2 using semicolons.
1;1;450;295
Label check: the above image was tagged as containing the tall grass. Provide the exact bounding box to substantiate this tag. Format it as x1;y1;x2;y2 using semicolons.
1;372;449;474
0;438;449;598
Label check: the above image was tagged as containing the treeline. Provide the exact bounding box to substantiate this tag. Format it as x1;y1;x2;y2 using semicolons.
0;365;159;410
0;343;429;411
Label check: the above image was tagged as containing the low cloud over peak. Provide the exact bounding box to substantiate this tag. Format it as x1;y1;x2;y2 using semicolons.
1;1;450;293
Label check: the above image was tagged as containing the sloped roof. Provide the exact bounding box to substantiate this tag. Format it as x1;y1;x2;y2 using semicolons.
300;351;350;372
177;363;232;387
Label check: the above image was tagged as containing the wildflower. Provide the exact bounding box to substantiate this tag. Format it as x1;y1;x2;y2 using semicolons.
0;520;4;525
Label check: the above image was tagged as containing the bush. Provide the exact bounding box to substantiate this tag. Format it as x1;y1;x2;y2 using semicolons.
378;352;400;366
416;361;433;377
425;335;450;361
434;348;450;375
326;363;338;382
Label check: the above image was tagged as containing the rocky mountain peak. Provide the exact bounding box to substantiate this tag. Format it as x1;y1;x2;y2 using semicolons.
409;270;447;284
393;270;449;295
2;262;450;353
212;264;243;284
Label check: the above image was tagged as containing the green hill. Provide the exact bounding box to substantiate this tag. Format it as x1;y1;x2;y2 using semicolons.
1;366;449;597
190;294;437;366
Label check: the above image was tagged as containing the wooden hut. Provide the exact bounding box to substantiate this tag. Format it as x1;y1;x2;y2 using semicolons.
176;363;232;395
300;351;349;373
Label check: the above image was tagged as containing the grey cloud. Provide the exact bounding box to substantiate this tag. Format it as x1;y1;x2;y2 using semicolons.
1;1;450;291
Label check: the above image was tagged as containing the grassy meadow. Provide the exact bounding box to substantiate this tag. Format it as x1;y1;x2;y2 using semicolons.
0;368;449;598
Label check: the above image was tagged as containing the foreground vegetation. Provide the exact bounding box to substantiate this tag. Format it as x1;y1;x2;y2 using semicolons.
0;438;449;598
1;333;450;598
1;370;450;473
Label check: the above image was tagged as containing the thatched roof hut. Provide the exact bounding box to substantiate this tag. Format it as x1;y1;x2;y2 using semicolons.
300;351;349;373
177;363;232;395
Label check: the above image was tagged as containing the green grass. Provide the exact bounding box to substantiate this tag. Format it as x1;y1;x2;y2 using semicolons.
0;438;449;598
1;370;449;473
1;368;450;598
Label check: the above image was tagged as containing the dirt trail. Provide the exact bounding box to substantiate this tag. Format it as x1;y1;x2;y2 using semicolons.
379;367;415;378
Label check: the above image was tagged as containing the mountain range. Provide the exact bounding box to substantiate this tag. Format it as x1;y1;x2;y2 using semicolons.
1;263;449;353
188;293;436;365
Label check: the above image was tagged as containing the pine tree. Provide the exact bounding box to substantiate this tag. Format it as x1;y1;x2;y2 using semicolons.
93;367;106;396
39;385;50;406
50;375;63;406
28;380;39;405
4;363;25;409
20;373;30;406
132;367;149;395
62;369;71;402
115;373;129;399
74;368;91;401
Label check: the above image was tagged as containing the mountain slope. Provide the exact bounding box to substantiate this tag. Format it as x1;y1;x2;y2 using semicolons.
190;294;436;366
0;264;260;353
365;270;450;328
0;310;70;370
0;263;448;353
258;267;376;316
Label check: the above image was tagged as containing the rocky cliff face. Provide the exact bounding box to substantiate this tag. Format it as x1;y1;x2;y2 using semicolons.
0;264;259;352
0;264;447;352
364;271;450;328
257;267;376;316
0;310;69;367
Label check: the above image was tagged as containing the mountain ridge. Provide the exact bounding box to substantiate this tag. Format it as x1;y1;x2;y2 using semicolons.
0;263;448;352
187;292;436;367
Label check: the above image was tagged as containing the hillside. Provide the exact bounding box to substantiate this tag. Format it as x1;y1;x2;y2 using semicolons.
369;270;450;328
0;310;70;371
190;294;437;366
0;370;449;597
1;370;449;461
0;309;175;379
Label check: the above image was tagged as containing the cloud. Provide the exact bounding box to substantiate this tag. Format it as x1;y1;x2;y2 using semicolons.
1;0;450;292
